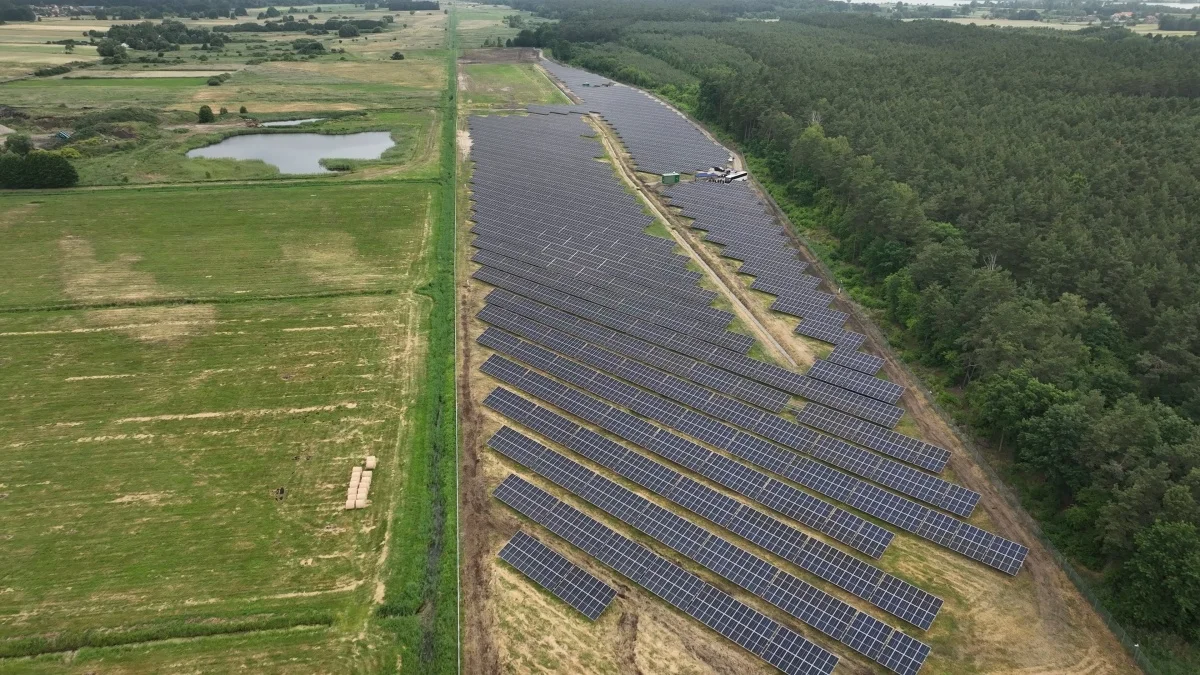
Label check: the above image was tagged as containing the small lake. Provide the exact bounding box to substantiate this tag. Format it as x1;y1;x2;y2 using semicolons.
186;131;394;174
260;118;325;127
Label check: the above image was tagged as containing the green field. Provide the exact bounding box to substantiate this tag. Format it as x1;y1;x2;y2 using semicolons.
0;5;464;670
0;183;432;665
461;63;569;109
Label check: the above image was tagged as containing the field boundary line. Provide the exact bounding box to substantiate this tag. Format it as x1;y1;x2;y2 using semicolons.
0;614;335;660
0;288;405;315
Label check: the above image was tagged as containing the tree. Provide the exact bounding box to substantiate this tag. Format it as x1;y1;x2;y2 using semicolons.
3;133;33;156
265;6;281;17
198;105;214;123
1117;520;1200;636
96;38;126;59
390;51;404;60
63;40;75;54
239;106;248;113
338;23;359;37
0;151;78;189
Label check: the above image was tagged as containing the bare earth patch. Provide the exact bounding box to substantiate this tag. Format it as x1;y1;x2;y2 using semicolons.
0;202;38;229
58;235;160;304
84;304;218;345
282;231;390;290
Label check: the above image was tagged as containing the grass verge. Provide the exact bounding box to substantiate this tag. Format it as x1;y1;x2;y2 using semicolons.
375;9;458;675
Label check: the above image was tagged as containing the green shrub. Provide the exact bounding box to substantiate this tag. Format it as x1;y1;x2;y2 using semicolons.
3;134;32;156
0;151;79;189
207;76;221;86
33;64;71;77
198;105;214;123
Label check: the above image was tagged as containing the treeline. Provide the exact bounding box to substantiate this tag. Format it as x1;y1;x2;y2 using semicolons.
1161;15;1200;31
387;0;439;10
522;0;1200;650
215;17;386;32
94;20;227;49
0;1;34;21
87;1;248;20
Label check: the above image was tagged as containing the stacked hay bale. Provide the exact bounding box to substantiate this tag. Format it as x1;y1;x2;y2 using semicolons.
345;466;363;510
344;456;380;510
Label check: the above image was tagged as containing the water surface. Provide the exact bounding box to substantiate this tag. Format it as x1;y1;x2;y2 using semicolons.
186;131;394;174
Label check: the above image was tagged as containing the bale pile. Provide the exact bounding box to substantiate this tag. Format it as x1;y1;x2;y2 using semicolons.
344;456;379;510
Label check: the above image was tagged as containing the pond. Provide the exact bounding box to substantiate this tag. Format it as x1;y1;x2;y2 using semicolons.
186;132;394;174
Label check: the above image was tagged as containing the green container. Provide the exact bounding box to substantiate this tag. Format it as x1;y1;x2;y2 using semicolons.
661;172;680;185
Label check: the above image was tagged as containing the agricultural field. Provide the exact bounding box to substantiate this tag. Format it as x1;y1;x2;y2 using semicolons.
0;4;462;673
0;183;431;669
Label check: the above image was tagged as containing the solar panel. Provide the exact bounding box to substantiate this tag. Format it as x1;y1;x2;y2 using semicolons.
479;326;978;518
480;358;892;560
794;403;950;474
498;530;617;620
491;473;838;675
486;416;939;630
807;360;905;405
482;341;1022;575
487;429;928;674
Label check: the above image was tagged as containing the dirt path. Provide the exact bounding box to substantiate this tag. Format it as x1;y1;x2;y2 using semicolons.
588;117;800;370
455;115;501;675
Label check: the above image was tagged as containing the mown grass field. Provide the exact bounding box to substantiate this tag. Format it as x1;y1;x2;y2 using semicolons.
0;183;433;669
460;63;568;109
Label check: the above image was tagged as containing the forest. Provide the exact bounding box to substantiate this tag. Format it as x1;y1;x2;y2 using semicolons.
506;0;1200;663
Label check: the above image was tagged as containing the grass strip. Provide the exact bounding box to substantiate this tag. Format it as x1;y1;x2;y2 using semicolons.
375;15;459;675
0;611;335;659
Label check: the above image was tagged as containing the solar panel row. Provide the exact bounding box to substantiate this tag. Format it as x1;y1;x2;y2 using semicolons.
795;404;950;474
807;360;905;406
477;339;1026;576
480;276;903;433
488;427;931;675
483;392;942;631
523;66;888;378
475;265;756;356
493;473;839;675
475;314;973;517
478;339;898;548
661;178;887;376
498;530;617;620
479;354;892;560
478;301;791;413
473;249;733;329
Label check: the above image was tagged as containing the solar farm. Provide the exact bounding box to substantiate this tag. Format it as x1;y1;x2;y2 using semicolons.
458;59;1045;675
